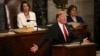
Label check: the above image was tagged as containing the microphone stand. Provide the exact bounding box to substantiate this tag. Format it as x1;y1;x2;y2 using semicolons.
37;25;38;32
80;40;82;45
27;20;35;22
27;20;38;31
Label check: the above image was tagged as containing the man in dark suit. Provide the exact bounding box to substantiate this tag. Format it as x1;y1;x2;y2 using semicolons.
0;3;6;32
30;11;89;56
4;0;11;30
0;0;10;32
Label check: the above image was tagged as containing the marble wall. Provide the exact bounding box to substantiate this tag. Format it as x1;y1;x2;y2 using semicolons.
0;0;4;3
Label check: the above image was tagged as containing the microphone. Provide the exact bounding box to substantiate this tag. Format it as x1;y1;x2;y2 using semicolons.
79;38;82;45
27;20;35;22
26;19;38;31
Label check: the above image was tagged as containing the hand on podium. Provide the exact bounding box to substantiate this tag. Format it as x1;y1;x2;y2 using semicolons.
83;37;90;44
30;44;38;53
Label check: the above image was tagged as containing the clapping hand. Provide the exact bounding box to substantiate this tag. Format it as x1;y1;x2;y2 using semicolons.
83;37;90;43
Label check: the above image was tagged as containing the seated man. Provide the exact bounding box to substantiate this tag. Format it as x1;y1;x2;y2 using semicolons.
30;11;89;56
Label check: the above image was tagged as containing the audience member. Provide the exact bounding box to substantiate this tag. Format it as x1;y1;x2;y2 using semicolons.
67;5;84;23
17;1;37;29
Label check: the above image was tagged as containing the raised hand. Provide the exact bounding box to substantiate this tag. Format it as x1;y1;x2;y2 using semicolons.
30;44;38;53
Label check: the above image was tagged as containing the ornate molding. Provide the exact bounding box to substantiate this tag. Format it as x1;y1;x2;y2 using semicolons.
53;0;68;10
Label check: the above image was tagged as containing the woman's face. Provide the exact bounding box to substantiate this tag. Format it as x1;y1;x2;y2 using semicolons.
23;3;29;12
70;8;77;16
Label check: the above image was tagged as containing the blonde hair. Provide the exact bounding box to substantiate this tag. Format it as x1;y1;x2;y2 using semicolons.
56;11;67;19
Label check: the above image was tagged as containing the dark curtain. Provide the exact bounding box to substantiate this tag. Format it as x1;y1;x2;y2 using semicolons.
94;0;100;50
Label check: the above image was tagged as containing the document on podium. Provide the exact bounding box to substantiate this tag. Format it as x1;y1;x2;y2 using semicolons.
53;42;95;47
12;27;46;33
67;22;88;29
67;22;81;28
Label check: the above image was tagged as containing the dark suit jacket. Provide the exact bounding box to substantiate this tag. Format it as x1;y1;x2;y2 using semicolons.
0;3;8;32
38;23;80;47
67;16;84;23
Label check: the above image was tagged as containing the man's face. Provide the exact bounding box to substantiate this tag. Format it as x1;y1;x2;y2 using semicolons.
57;13;67;24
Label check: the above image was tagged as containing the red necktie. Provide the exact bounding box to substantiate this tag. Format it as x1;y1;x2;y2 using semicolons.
63;25;68;41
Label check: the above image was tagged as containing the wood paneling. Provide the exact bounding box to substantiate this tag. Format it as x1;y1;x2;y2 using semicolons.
52;43;96;56
0;30;48;56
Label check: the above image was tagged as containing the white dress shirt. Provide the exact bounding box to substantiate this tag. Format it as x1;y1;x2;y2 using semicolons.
72;17;77;22
58;22;69;41
17;11;37;28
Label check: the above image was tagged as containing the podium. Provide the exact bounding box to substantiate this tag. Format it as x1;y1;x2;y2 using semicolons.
52;43;96;56
68;22;89;38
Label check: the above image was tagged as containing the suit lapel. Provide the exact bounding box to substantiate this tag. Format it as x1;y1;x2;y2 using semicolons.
56;23;67;42
65;24;71;42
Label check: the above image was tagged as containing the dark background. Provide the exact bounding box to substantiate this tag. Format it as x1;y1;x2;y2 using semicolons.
94;0;100;50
